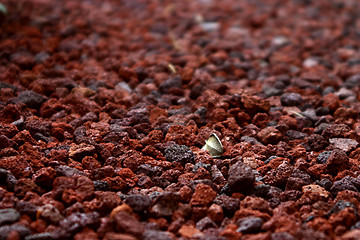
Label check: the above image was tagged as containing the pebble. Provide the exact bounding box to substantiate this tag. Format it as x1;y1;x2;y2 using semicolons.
124;194;151;212
316;151;332;164
190;183;217;207
32;167;56;189
37;204;64;224
0;208;20;226
15;201;39;218
286;130;308;140
306;134;329;151
13;90;47;109
329;138;358;152
143;230;174;240
159;76;182;93
327;200;357;217
336;87;356;100
0;224;31;239
213;195;240;216
113;211;144;238
150;192;180;217
315;178;332;191
322;124;351;139
164;144;195;166
257;126;282;144
55;165;87;178
271;232;296;240
344;74;360;88
0;168;17;191
325;149;349;175
178;224;202;238
280;93;303;106
330;176;358;195
236;216;263;233
227;161;255;193
196;217;217;231
58;212;100;236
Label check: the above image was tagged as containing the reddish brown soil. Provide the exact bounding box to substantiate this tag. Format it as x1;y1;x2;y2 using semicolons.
1;0;360;239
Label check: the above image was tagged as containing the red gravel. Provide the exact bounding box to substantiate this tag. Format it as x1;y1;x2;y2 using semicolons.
1;0;360;239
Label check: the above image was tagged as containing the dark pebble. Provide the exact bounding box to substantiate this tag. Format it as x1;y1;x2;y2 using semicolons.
15;201;39;219
113;211;144;238
196;217;217;231
58;212;100;236
227;161;255;193
193;161;212;172
315;107;330;116
315;178;332;191
317;151;332;164
0;208;21;226
137;164;163;177
0;224;31;240
344;74;360;88
236;216;263;233
271;232;296;240
93;180;109;191
124;194;152;212
150;191;180;218
0;168;17;191
330;176;358;195
213;195;240;216
13;90;47;109
164;144;195;166
280;93;303;106
306;134;328;151
143;230;173;240
327;200;357;217
159;75;182;93
351;221;360;230
55;165;87;178
286;130;308;140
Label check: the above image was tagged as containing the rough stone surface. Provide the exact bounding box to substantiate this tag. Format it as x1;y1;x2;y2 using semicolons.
228;161;255;193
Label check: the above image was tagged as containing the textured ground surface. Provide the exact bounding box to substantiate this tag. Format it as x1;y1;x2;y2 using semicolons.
1;0;360;239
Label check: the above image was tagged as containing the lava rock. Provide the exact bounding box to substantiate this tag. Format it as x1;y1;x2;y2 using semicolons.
327;200;357;217
159;76;182;93
113;211;144;238
271;232;296;240
164;144;195;166
236;216;263;233
124;194;152;212
329;138;358;152
325;149;349;175
13;90;47;109
257;127;282;144
228;161;255;193
55;165;87;178
316;151;332;164
280;93;303;106
330;176;358;195
322;124;351;139
0;224;31;240
143;230;173;240
196;217;217;231
150;192;180;217
213;195;240;216
190;183;217;206
0;208;21;226
0;168;17;191
93;180;109;191
15;201;39;219
57;212;100;237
